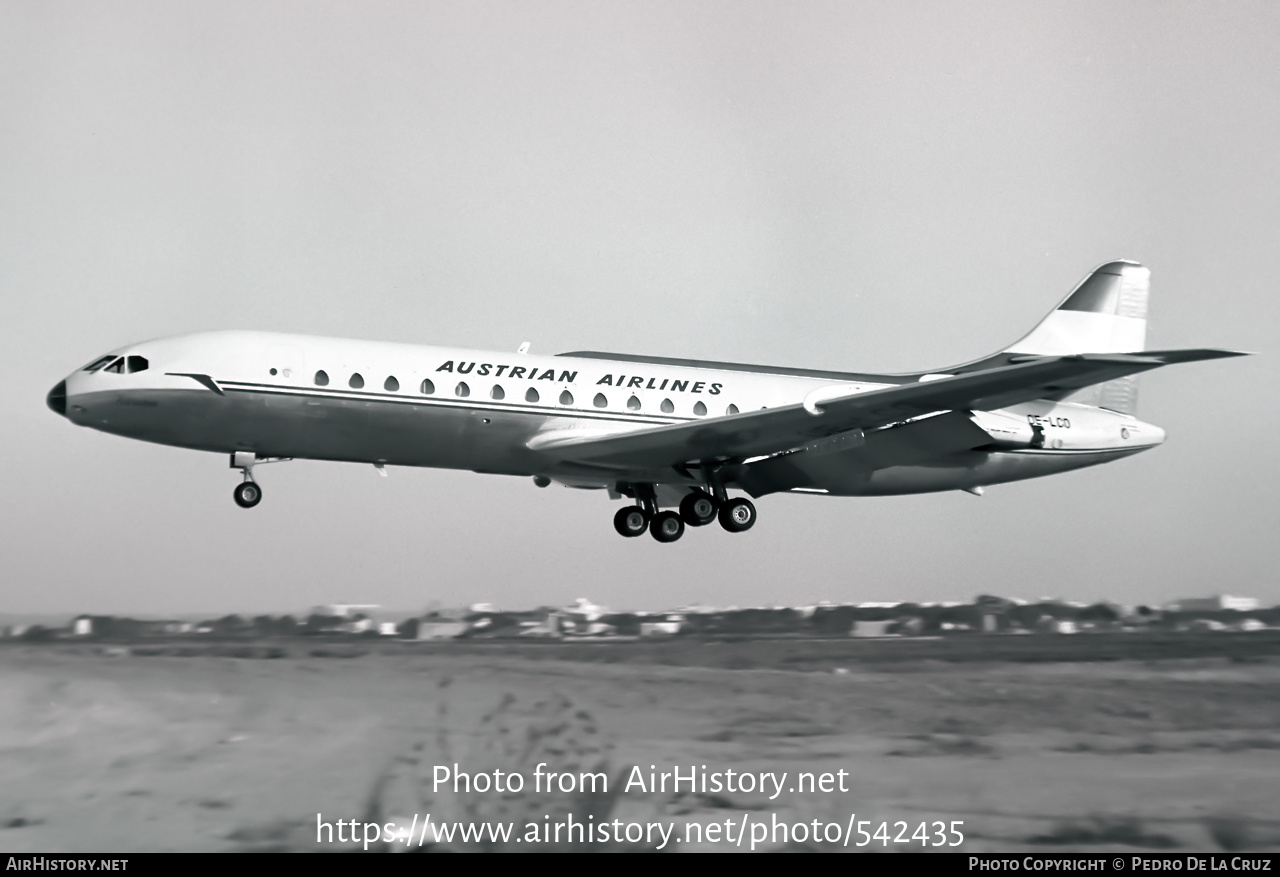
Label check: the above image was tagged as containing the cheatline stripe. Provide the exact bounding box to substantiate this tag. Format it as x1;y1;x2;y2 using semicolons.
216;382;697;426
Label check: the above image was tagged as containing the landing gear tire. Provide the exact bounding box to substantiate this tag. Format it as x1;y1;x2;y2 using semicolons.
613;506;650;538
679;490;718;527
718;497;755;533
233;481;262;509
650;510;685;543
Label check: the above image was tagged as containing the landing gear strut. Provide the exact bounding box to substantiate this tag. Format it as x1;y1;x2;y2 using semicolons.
230;451;261;508
701;468;755;533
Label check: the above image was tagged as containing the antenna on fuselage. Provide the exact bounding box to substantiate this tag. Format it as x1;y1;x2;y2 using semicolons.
517;342;531;354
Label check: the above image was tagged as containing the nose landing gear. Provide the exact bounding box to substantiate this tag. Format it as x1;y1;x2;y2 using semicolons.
229;451;290;509
233;480;262;508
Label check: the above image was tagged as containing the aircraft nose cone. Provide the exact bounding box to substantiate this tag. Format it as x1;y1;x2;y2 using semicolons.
47;380;67;416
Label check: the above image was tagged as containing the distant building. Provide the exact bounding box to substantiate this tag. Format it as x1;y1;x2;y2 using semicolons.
566;598;607;621
1183;619;1226;631
1166;595;1260;613
341;617;375;634
852;620;897;637
417;621;468;640
314;604;381;618
518;611;563;638
566;621;616;637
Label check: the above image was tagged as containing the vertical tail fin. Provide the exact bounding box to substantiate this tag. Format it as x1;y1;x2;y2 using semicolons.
1004;260;1149;414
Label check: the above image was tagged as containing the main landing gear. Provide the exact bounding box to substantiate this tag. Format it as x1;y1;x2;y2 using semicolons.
613;506;649;537
229;451;290;509
612;486;755;543
717;497;756;533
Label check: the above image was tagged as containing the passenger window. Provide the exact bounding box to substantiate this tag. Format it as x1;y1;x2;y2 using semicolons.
315;370;330;386
726;403;739;415
525;387;540;403
456;382;470;398
593;393;608;408
627;395;641;411
104;358;124;374
384;376;399;392
660;399;674;414
349;373;365;389
82;356;117;373
125;356;148;373
693;401;707;416
559;390;574;406
491;385;505;400
420;378;435;394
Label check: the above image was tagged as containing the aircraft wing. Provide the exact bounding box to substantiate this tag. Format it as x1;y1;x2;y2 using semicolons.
530;349;1246;471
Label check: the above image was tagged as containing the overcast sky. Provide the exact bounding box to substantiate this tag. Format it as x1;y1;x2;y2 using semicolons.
3;1;1277;616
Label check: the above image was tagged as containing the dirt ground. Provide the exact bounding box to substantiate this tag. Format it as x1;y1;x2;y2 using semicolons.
3;637;1280;853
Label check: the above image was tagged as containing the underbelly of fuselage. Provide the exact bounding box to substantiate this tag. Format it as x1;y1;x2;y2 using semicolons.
824;446;1147;495
68;388;1151;497
69;388;645;477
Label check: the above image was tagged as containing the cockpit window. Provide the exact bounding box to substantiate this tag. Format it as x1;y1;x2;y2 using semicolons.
82;356;117;373
125;355;148;373
104;358;124;374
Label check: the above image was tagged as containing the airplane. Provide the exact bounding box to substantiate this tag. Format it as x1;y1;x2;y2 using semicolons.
46;261;1246;543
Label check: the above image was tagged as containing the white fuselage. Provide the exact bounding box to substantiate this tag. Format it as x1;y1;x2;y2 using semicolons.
49;330;1165;499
